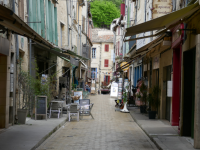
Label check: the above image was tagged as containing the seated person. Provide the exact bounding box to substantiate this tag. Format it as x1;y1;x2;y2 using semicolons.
85;82;91;93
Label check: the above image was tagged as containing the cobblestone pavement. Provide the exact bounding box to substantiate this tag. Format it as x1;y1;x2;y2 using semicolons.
37;95;158;150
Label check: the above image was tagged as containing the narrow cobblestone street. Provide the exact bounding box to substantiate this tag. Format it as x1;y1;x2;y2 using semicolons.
37;95;158;150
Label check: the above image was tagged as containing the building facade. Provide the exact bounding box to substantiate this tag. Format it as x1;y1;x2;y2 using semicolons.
0;0;93;129
91;28;114;92
113;0;200;148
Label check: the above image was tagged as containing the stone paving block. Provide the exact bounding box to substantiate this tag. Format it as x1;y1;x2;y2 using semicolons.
37;95;158;150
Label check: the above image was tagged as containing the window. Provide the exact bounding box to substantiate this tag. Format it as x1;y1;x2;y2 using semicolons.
91;68;96;79
105;44;109;52
104;59;109;67
92;48;96;58
104;76;110;83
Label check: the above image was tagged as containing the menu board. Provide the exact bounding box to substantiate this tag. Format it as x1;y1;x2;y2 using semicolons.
110;82;118;97
74;91;83;99
35;96;47;120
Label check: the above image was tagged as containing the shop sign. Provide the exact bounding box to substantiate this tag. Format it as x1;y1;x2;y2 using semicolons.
153;55;159;69
120;62;129;72
152;0;172;19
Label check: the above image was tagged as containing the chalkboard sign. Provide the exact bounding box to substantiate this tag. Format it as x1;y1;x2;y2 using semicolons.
35;96;47;120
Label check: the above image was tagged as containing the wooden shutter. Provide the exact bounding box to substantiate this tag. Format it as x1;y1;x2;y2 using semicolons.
108;76;110;83
40;0;45;38
52;4;55;44
45;0;49;40
105;45;109;52
37;0;41;35
54;7;58;45
104;59;108;67
48;1;52;42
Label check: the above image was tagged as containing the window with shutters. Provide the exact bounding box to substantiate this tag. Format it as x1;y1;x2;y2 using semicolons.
91;68;96;79
92;48;96;58
104;59;109;67
18;0;24;21
105;44;109;52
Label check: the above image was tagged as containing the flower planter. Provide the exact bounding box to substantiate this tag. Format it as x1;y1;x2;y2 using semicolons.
149;111;156;119
17;109;28;124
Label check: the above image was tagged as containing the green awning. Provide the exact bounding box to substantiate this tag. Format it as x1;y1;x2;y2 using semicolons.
58;56;70;62
52;48;89;60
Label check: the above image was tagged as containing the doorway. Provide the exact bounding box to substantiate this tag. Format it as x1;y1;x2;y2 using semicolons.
182;48;195;138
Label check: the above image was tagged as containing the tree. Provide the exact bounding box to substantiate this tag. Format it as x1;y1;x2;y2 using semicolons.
90;0;120;28
104;0;122;9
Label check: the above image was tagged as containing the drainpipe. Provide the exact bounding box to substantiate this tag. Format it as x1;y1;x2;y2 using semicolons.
66;0;69;45
12;0;19;124
86;1;88;44
99;43;102;93
145;0;147;22
80;25;82;56
71;0;72;51
78;4;80;55
151;0;153;41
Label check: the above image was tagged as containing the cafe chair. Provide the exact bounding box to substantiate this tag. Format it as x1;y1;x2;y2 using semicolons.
68;103;79;121
49;102;63;118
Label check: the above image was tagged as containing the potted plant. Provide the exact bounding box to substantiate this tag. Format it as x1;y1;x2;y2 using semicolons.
139;82;147;113
17;60;54;123
120;84;130;113
136;92;142;100
147;85;161;119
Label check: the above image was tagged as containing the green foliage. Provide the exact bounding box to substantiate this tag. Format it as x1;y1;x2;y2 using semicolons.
136;92;141;98
140;82;147;105
90;0;120;27
18;60;57;110
147;85;161;111
104;0;122;9
123;91;128;103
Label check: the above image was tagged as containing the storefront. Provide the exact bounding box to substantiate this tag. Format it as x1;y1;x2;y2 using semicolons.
0;36;10;128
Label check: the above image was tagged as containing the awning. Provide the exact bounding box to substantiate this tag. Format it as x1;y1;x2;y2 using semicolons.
116;34;166;72
0;4;54;48
125;2;200;37
58;56;70;62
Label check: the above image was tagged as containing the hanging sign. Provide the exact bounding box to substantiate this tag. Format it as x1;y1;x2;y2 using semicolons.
152;0;172;19
120;62;129;72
